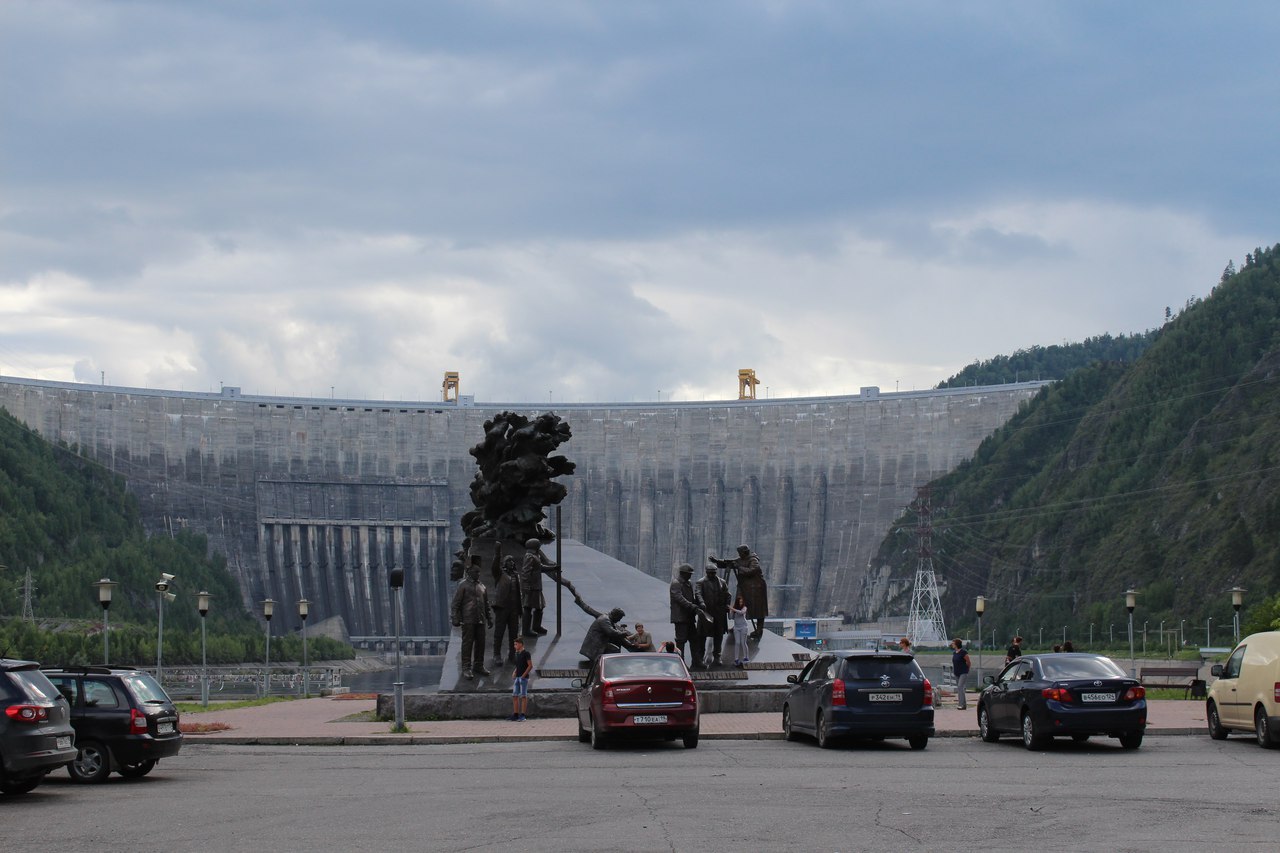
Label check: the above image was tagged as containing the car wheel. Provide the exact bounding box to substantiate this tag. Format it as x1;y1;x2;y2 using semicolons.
1118;732;1143;750
782;705;798;742
978;706;1000;743
1070;734;1090;743
68;740;112;784
1021;712;1049;750
577;715;591;744
589;715;608;751
682;728;699;749
118;759;158;779
1256;707;1276;749
0;776;43;796
816;710;833;749
907;735;928;750
1206;702;1228;740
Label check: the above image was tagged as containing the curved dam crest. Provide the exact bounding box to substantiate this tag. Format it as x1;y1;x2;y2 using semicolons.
0;376;1046;635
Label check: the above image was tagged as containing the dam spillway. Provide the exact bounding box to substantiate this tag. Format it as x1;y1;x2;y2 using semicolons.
0;376;1047;635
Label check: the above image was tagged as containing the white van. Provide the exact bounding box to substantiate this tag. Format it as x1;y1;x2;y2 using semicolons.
1206;630;1280;748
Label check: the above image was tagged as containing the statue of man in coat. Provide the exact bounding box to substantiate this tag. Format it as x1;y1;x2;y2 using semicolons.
711;545;769;640
669;564;708;669
696;563;731;667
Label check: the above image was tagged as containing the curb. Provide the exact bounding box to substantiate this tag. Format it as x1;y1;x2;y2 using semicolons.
184;727;1204;746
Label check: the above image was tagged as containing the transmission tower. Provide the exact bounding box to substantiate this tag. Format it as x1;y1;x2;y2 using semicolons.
905;486;948;646
21;569;36;623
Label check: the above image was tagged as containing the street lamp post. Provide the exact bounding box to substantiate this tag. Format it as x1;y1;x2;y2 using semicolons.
389;569;406;730
94;578;116;665
975;596;986;683
298;598;310;698
1206;616;1212;647
1230;587;1246;644
1089;623;1094;647
1124;589;1138;678
1142;620;1148;655
1180;619;1185;647
155;573;176;685
262;598;275;697
197;591;212;708
1039;626;1044;649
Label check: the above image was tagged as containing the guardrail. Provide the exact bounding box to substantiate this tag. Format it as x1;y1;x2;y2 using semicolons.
153;666;344;699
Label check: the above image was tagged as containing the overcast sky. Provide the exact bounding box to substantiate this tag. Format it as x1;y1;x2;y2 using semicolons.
2;1;1277;404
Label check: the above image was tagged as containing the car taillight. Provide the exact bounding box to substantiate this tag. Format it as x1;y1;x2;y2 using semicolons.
1042;687;1073;703
1123;686;1145;702
1274;682;1280;704
831;678;846;706
922;678;933;707
130;708;149;734
5;704;50;723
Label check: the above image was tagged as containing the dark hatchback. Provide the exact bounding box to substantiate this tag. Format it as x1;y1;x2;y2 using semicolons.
977;653;1147;750
1;659;77;795
44;666;183;782
783;651;935;749
574;653;700;749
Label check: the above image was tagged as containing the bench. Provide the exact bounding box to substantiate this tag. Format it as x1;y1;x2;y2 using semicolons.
1140;664;1203;698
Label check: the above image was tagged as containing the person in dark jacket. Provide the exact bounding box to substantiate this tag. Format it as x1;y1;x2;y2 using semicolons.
669;564;707;669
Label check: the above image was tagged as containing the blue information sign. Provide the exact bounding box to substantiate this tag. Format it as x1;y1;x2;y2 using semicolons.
795;619;817;639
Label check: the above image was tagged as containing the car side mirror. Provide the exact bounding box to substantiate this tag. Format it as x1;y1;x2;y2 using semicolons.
983;675;995;685
786;674;799;684
570;678;584;689
1210;664;1223;677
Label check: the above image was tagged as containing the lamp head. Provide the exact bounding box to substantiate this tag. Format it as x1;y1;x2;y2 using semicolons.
1124;588;1138;612
975;595;986;616
298;598;310;620
197;590;212;616
262;597;275;620
95;578;117;608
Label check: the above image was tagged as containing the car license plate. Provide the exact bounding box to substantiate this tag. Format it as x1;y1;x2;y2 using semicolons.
157;722;175;734
633;715;668;724
868;692;902;702
1081;692;1115;703
56;736;72;750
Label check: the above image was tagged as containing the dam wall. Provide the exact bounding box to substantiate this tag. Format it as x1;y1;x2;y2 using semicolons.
0;376;1046;634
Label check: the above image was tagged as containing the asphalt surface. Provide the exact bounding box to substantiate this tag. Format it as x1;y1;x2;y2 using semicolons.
180;696;1209;744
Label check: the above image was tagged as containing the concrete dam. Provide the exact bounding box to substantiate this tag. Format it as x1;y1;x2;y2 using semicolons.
0;376;1046;637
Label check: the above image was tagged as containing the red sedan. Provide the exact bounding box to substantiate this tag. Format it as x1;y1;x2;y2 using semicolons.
574;653;699;749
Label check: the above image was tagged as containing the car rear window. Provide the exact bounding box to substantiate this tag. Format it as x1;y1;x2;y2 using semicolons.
840;657;924;681
603;656;688;679
122;673;170;703
7;668;62;703
1040;656;1126;680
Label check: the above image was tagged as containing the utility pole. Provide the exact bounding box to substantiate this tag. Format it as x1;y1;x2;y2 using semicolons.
21;569;36;622
905;486;947;646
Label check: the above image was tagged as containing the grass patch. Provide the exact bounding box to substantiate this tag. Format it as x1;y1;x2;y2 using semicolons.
180;721;232;733
177;695;298;714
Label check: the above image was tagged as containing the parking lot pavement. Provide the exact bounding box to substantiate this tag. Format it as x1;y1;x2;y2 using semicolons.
180;697;1207;745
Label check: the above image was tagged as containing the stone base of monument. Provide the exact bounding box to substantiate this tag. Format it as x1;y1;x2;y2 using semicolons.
378;539;816;721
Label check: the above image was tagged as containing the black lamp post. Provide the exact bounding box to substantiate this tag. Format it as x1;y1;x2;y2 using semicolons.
975;595;986;682
389;569;405;730
298;598;310;698
262;598;275;697
197;591;212;707
94;578;116;665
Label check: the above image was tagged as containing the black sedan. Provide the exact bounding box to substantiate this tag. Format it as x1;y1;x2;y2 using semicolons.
977;653;1147;750
782;651;935;749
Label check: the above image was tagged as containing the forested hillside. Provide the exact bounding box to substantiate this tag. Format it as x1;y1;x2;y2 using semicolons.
938;331;1159;388
0;408;351;663
874;244;1280;643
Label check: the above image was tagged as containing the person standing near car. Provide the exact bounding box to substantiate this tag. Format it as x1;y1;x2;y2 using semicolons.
1005;635;1023;664
951;637;971;710
510;637;533;721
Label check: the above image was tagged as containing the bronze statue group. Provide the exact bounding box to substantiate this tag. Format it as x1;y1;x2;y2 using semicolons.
451;541;771;679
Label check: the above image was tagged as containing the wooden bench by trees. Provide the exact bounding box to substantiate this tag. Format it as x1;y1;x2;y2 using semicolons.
1140;663;1203;698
